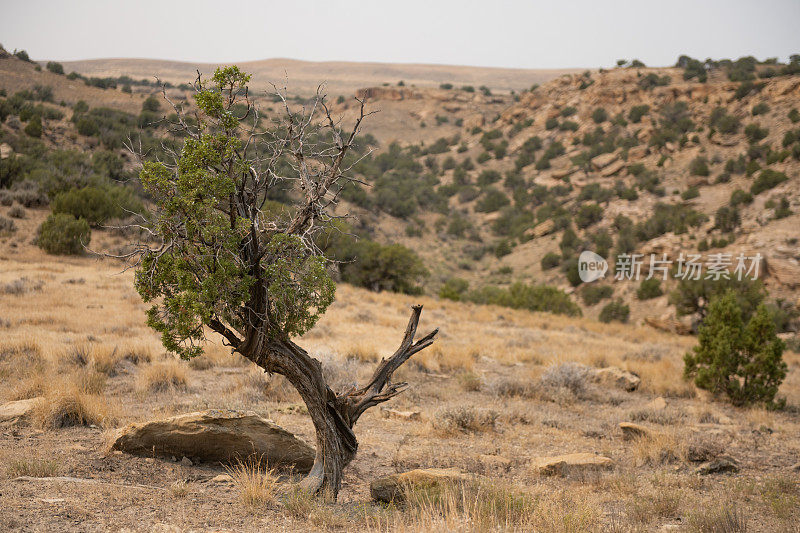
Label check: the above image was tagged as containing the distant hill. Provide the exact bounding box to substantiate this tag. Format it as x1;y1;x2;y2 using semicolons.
58;57;580;95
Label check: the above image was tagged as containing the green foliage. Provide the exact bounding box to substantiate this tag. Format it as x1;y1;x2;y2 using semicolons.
599;299;630;323
789;108;800;123
684;291;786;407
677;55;707;82
636;278;663;300
714;205;740;232
688;156;709;177
709;107;740;134
36;213;90;255
51;185;144;227
24;115;42;138
581;284;613;305
338;241;428;295
750;169;787;195
575;203;603;228
46;61;64;75
751;102;770;116
744;123;768;143
142;95;162;113
671;277;765;322
638;73;670;90
729;189;753;207
540;252;561;270
628;105;650;123
475;187;510;212
634;202;706;241
439;278;469;301
591;107;608;124
466;282;582;317
545;117;558;130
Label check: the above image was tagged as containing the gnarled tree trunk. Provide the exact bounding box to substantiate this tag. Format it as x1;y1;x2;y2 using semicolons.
238;305;437;498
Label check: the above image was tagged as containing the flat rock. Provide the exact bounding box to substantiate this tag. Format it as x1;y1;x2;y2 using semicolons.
370;468;470;503
591;152;618;170
694;455;739;475
111;409;315;472
619;422;651;440
645;397;667;411
0;397;41;423
601;159;626;177
380;407;421;421
532;453;614;476
593;367;640;392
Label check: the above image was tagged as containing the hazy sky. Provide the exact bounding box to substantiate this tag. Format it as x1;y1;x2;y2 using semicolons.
1;0;798;69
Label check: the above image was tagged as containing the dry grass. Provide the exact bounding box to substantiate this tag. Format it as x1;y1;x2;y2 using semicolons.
431;406;499;434
631;430;687;466
136;360;188;393
5;457;60;478
226;457;280;512
686;503;747;533
32;386;116;429
626;488;683;524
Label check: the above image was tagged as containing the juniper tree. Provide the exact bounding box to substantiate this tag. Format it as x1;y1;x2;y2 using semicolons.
684;291;786;407
122;67;437;498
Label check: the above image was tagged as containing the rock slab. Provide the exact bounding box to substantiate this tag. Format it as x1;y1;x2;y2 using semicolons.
370;468;469;503
532;453;614;476
0;398;41;423
111;409;315;472
593;367;641;392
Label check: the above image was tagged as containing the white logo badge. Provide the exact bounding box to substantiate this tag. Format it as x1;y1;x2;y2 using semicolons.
578;250;608;283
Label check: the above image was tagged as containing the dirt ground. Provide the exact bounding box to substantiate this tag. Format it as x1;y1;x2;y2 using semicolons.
1;211;799;532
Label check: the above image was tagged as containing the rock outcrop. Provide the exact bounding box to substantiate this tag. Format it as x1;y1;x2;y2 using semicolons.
111;409;315;471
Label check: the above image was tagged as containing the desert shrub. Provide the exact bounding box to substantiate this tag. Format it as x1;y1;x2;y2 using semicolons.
560;106;577;117
634;202;706;241
142;95;162;113
729;188;753;206
678;55;707;82
628;105;650;123
591;107;608;124
545;117;558;130
432;406;498;433
681;187;700;200
751;102;770;116
558;120;578;132
540;252;561;270
466;282;581;317
774;197;792;219
789;108;800;123
744;123;768;143
581;284;613;305
476;169;501;186
750;169;787;195
0;214;16;234
575;203;603;228
46;61;64;75
637;278;663;300
638;73;671;89
24;115;42;138
670;276;765;324
599;299;629;323
475;187;509;213
714;205;740;232
540;362;591;394
36;213;90;255
684;291;786;407
439;278;469;301
709;107;741;134
51;186;144;226
338;240;428;295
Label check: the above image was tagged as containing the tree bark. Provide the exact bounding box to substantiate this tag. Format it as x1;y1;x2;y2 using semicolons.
238;305;437;499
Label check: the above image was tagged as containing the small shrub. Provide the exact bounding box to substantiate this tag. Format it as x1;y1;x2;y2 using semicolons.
628;105;650;123
715;205;740;232
744;123;768;143
591;108;608;124
684;291;787;407
540;362;591;395
599;299;630;323
439;278;469;301
226;457;279;512
581;284;613;305
689;156;709;176
636;278;663;300
752;102;770;116
24;115;42;138
46;61;64;75
432;406;498;434
33;387;115;429
36;213;90;255
540;252;561;270
750;169;787;195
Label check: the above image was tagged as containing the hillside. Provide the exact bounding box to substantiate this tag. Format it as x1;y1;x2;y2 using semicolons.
59;56;578;96
2;48;800;332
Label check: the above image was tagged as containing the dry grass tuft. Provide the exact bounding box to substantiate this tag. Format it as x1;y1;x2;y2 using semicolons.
32;387;116;429
136;360;188;393
686;503;747;532
6;458;60;478
539;362;592;395
456;370;482;392
432;406;499;434
226;457;279;512
626;488;683;524
631;430;687;466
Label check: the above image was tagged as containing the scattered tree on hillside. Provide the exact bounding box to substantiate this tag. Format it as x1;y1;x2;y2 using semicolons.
117;67;437;499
